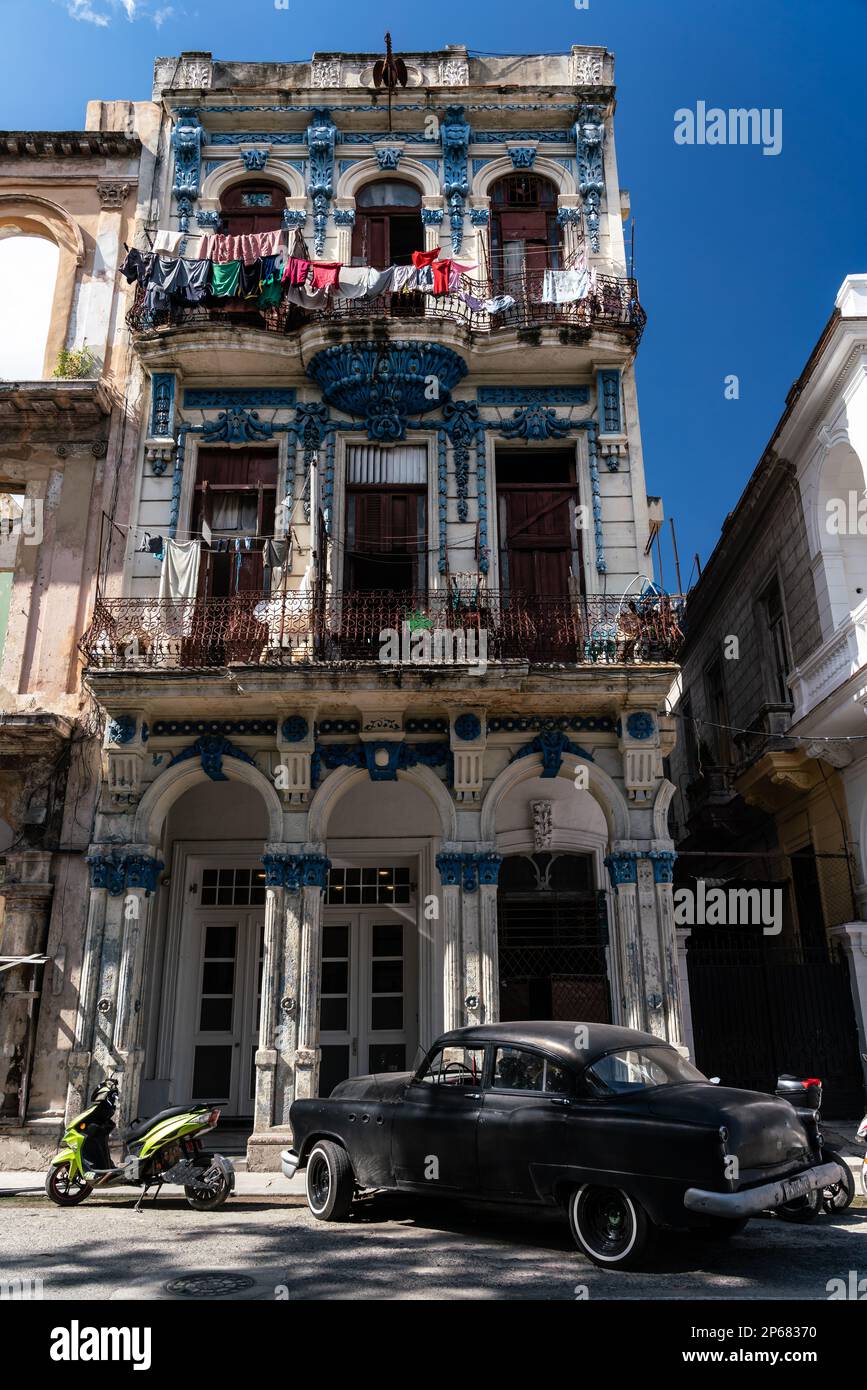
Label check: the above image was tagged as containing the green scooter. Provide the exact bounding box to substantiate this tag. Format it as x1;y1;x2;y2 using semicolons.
46;1075;235;1212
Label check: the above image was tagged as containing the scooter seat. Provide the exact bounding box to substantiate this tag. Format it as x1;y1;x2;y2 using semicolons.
124;1105;199;1144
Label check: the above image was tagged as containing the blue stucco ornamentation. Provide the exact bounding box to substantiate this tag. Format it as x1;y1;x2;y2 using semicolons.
333;208;356;227
168;735;256;782
171;108;204;231
556;207;583;226
510;731;595;778
375;146;402;170
469;207;490;227
262;853;331;892
314;739;450;786
598;368;622;434
587;423;606;574
307;342;468;443
435;851;502;891
150;374;175;438
437;429;448;574
184;389;296;410
575;106;606;253
283;209;308;230
107;716;137;745
508;147;536;169
88;853;164;896
442;105;470;254
152;720;276;737
421;207;445;226
604;853;639;887
281;717;309;742
195;209;221;229
499;405;573;441
241;149;269;171
648;851;676;884
442;399;482;524
479;385;589;407
306;108;337;255
626;712;655;740
201;407;274;444
454;713;482;742
489;715;613;733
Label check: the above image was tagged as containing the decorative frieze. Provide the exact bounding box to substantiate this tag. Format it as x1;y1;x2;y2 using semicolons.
531;800;554;850
510;730;594;778
96;181;130;209
436;852;502;892
168;734;257;782
87;852;163;896
262;853;330;891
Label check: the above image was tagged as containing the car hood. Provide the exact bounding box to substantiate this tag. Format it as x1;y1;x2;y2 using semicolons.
330;1072;413;1102
647;1083;812;1173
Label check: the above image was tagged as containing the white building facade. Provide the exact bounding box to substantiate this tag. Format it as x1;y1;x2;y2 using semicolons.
6;46;686;1169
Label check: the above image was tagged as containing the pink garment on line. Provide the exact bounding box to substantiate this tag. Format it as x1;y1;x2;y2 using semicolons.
310;261;342;290
281;257;311;286
199;229;285;266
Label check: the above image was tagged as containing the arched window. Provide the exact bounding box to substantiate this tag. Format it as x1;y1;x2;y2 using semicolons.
218;180;286;237
489;173;561;289
0;234;59;378
351;179;423;269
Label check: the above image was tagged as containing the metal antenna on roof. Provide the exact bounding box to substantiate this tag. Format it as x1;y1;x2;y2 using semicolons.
373;32;408;131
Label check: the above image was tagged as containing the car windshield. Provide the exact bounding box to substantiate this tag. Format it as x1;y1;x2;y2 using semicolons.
586;1046;706;1095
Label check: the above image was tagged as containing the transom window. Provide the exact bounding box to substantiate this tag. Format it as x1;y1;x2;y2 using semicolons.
326;866;411;905
200;867;267;906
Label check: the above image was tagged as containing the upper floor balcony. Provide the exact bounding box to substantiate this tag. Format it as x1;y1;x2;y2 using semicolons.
81;588;683;674
126;270;645;353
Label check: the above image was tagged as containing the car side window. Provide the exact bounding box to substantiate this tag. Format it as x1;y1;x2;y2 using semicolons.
492;1047;572;1094
415;1045;485;1087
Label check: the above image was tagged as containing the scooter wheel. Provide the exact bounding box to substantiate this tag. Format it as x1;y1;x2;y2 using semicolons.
821;1149;855;1212
45;1161;93;1206
185;1165;230;1211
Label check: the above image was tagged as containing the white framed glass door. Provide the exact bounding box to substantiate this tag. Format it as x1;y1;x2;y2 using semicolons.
188;911;263;1116
319;908;417;1097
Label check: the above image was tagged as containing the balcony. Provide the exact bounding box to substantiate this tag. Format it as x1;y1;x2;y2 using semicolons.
125;273;646;347
81;590;683;672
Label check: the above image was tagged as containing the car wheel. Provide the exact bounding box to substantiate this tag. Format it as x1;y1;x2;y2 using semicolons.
776;1188;821;1223
305;1141;355;1221
820;1149;855;1213
689;1216;749;1241
568;1184;653;1269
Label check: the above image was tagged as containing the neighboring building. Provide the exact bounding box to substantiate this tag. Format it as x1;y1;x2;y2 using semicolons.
2;45;686;1170
669;275;867;1117
0;110;154;1146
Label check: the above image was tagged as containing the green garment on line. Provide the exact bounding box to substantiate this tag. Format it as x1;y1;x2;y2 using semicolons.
209;260;241;297
258;276;283;308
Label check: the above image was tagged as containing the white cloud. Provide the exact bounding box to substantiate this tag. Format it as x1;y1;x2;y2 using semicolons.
64;0;174;25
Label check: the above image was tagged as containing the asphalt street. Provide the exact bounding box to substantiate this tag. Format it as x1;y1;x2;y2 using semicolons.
1;1188;865;1301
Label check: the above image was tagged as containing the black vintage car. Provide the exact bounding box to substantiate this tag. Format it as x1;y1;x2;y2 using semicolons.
282;1021;845;1268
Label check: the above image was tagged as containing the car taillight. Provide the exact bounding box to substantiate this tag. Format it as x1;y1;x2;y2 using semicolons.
802;1078;822;1089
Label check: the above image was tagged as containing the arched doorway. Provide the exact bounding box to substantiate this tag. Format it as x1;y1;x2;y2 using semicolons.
489;172;561;294
497;852;611;1023
217;178;286;236
0;234;59;378
351;178;424;268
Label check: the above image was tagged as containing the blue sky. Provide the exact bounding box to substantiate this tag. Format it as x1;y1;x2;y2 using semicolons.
3;0;865;586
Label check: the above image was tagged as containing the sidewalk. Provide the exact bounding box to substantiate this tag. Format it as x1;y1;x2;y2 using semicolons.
0;1168;306;1197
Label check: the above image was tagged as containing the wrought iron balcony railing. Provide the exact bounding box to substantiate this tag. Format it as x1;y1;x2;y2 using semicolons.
125;272;646;343
81;590;683;672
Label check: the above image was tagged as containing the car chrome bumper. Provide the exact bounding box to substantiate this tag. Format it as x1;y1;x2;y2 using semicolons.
684;1160;845;1219
280;1148;299;1180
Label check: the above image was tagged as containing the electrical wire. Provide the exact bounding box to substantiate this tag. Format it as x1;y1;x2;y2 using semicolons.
673;709;867;745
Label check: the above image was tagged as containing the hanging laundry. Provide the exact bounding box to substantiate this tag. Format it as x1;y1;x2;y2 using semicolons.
119;247;155;287
263;536;292;594
389;264;418;294
449;261;478;290
460;292;485;312
281;257;311;286
541;267;592;304
147;535;165;556
257;253;284;308
239;258;264;299
431;259;455;296
310;261;342;291
208;260;242;298
153;230;185;257
411;247;439;268
413;265;434;291
158;538;201;635
199;229;285;266
283;284;329;309
483;294;517;314
144;257;210;313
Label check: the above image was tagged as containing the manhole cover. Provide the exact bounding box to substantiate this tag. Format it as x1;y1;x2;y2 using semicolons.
164;1273;256;1298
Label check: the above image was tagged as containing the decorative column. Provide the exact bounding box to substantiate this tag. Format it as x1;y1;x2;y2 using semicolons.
441;106;470;256
66;882;109;1123
78;847;163;1124
294;854;330;1101
575;105;606;255
648;850;685;1049
675;926;696;1061
478;854;502;1023
829;924;867;1092
253;856;286;1134
604;851;643;1030
435;853;464;1031
0;850;53;1122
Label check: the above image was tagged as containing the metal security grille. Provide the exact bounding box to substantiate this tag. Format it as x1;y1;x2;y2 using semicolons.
686;932;865;1118
497;859;610;1023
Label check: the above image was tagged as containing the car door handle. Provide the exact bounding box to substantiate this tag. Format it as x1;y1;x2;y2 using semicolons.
549;1096;571;1108
463;1091;481;1099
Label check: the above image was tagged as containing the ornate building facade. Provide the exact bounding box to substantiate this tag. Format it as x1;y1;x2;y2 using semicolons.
2;46;686;1168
